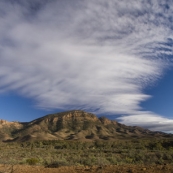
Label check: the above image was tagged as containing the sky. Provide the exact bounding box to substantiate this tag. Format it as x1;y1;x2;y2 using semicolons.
0;0;173;133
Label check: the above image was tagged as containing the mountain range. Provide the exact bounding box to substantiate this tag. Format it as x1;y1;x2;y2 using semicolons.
0;110;172;142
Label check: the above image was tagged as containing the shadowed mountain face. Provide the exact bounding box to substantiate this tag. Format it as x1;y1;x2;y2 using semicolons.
0;110;172;142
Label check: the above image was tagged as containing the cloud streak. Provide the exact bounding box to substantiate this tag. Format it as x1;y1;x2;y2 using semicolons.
118;112;173;133
0;0;173;132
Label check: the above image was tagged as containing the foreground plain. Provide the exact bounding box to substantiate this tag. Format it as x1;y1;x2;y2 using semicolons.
1;164;173;173
0;139;173;172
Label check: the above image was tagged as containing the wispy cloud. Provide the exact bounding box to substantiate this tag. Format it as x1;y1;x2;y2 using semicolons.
118;112;173;133
0;0;173;132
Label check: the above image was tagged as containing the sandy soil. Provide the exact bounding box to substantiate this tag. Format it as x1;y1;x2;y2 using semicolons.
0;164;173;173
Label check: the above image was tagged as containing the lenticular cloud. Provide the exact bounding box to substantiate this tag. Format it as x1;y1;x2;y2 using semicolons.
0;0;172;123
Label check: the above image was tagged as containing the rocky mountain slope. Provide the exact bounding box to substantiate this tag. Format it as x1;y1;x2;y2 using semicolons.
0;110;172;142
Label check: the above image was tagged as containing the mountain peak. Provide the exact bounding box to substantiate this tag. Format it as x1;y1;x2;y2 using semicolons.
0;110;171;142
41;110;98;123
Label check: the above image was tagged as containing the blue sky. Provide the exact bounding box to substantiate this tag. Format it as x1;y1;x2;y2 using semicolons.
0;0;173;133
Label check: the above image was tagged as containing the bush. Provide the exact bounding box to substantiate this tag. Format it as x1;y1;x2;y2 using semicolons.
26;158;39;165
82;157;96;166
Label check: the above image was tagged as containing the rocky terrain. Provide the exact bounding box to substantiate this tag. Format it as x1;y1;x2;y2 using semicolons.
0;110;171;142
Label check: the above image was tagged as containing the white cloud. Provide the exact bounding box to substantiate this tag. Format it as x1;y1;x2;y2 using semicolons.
0;0;173;132
118;112;173;133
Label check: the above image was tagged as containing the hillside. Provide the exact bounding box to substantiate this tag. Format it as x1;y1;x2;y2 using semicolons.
0;110;172;142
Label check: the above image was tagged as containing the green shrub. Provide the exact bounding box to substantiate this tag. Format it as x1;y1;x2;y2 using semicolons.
26;158;39;165
80;156;101;166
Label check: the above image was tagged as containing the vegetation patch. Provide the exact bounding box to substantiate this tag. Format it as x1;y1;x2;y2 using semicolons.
0;139;173;167
26;158;39;165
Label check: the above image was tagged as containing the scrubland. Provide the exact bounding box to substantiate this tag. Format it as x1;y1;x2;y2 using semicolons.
0;138;173;172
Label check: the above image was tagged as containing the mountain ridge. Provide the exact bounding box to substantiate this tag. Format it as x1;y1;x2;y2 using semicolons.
0;110;172;142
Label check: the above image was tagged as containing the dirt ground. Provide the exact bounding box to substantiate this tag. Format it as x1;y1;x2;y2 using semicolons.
0;164;173;173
